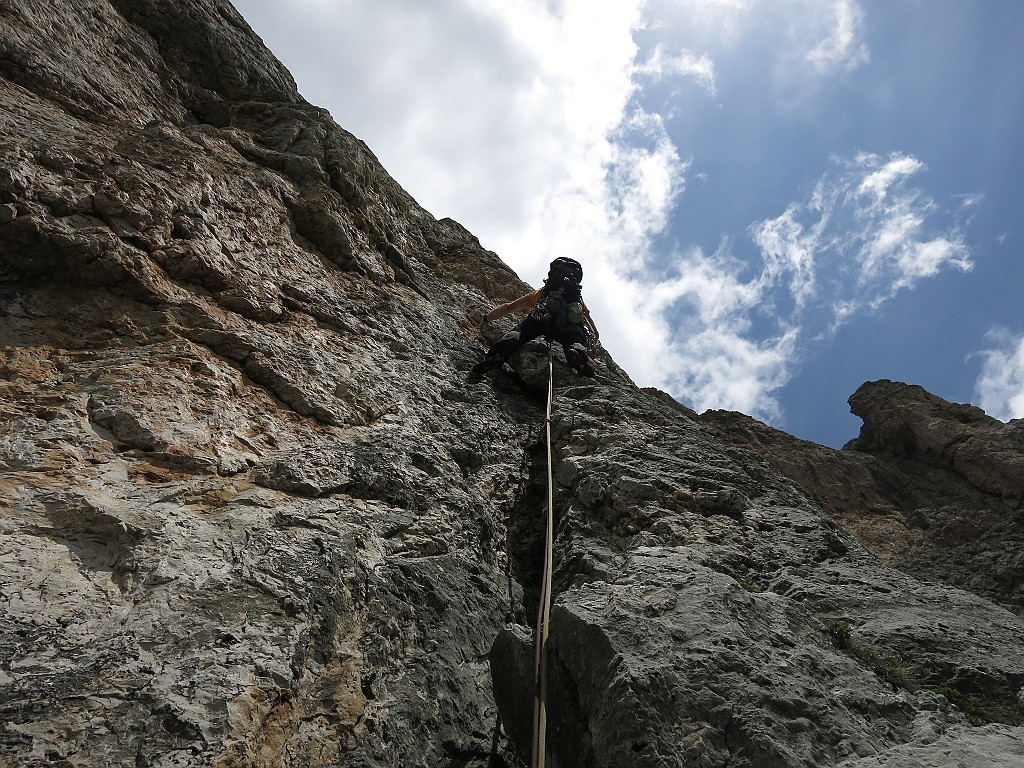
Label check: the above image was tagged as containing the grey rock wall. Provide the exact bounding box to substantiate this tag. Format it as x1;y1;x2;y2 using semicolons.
1;2;1022;767
703;382;1024;618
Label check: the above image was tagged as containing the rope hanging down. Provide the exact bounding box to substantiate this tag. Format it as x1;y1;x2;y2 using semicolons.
531;349;557;768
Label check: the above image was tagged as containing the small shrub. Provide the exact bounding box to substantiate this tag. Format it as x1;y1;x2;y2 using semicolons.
736;578;761;593
817;617;1024;728
822;618;853;648
923;686;1024;727
871;654;920;690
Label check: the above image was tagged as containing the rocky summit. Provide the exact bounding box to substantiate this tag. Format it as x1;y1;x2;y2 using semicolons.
1;2;1022;767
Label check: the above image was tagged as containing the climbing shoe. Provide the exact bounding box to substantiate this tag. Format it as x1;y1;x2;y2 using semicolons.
470;354;504;381
573;360;597;378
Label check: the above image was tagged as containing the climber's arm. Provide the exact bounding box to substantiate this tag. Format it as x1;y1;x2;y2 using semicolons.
483;291;540;323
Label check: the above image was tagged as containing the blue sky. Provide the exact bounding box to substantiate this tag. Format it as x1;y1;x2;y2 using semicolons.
231;0;1024;447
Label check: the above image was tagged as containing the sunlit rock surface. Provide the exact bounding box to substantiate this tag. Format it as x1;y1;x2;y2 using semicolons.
2;2;1022;766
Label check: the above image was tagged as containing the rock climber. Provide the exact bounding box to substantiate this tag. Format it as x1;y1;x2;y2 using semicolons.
472;257;600;379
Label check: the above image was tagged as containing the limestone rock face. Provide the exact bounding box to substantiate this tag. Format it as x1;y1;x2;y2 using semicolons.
703;382;1024;619
847;380;1024;506
1;3;1023;767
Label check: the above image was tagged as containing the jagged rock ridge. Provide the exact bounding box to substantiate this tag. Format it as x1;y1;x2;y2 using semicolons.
1;2;1022;767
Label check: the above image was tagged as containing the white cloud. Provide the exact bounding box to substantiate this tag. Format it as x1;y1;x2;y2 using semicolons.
973;330;1024;422
894;237;972;287
659;0;869;77
805;0;870;72
636;44;717;96
645;147;972;419
672;326;798;421
751;202;823;310
231;0;646;256
857;153;925;201
750;152;973;332
849;153;973;295
638;242;799;419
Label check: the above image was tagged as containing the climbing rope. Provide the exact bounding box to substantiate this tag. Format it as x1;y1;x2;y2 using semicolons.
531;348;556;768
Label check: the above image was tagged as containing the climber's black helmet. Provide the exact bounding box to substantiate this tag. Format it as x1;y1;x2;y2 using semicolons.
547;257;583;285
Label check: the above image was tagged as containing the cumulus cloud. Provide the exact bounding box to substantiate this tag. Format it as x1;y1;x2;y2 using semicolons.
751;202;824;311
973;330;1024;422
850;153;973;296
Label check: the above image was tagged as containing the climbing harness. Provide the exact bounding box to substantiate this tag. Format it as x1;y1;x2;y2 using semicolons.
531;347;557;768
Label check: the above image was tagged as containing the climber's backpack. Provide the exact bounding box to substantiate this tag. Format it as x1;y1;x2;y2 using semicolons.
536;257;585;331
